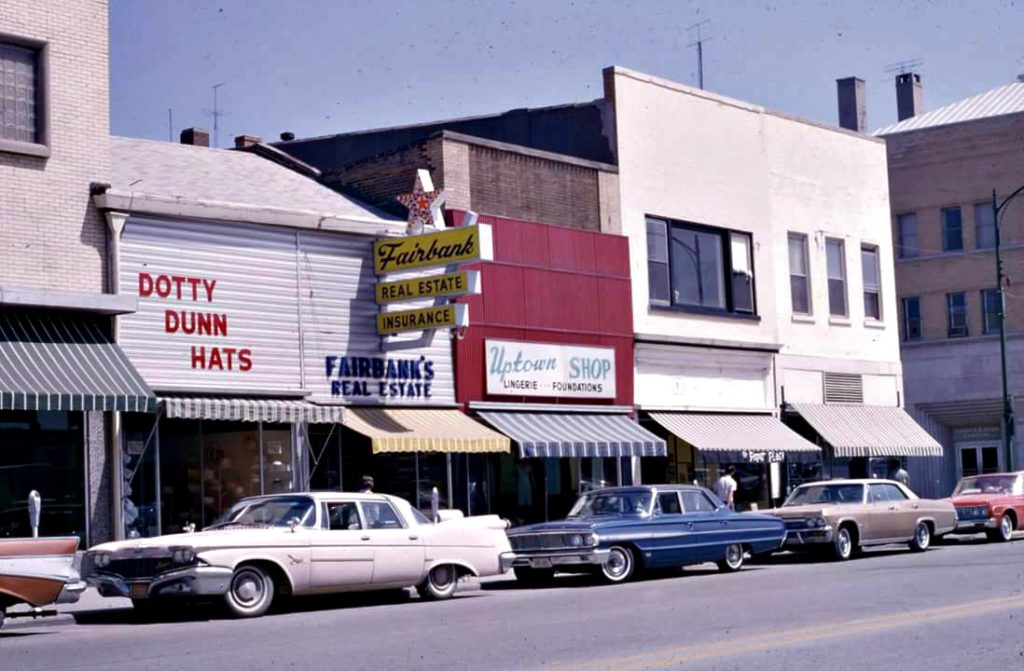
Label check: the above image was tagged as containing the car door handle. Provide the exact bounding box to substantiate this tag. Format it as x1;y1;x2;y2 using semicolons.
408;534;419;541
686;522;694;529
360;535;371;541
888;506;898;511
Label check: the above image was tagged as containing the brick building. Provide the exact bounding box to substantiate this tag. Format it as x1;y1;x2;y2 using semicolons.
877;76;1024;495
0;0;152;544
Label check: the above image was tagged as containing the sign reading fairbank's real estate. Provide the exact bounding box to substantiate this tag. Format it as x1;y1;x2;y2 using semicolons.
485;339;617;399
373;224;493;275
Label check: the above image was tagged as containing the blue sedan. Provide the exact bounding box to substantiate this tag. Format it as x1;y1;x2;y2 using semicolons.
504;485;787;584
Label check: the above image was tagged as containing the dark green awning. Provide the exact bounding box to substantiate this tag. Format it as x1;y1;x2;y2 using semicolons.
0;309;154;412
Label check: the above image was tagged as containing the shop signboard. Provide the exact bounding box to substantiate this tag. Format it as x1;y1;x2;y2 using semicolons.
485;340;617;399
372;224;493;275
375;270;480;304
377;304;468;336
324;354;438;401
743;450;785;464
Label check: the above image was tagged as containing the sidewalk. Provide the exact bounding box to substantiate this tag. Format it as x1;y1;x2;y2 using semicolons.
3;572;516;629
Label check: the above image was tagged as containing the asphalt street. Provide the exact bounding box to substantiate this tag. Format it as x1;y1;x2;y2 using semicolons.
3;536;1023;671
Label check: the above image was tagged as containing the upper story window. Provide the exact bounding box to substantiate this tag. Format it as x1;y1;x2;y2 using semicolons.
942;207;963;252
645;216;756;317
861;245;881;320
896;213;918;259
0;35;47;157
902;297;922;341
825;238;847;317
975;203;996;249
788;233;811;315
947;292;968;338
982;288;1001;335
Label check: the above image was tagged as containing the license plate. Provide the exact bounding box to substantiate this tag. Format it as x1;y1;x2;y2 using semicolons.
531;557;553;568
130;583;149;599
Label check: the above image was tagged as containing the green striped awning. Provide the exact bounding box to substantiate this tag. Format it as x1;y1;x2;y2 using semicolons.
0;309;154;412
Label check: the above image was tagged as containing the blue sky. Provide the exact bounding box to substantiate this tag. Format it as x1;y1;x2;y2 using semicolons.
110;0;1024;147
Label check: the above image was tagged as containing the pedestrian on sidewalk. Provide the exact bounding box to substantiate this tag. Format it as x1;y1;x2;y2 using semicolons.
359;475;374;493
713;466;738;510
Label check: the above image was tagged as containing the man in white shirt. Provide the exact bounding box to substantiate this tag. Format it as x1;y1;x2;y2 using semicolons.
713;466;738;510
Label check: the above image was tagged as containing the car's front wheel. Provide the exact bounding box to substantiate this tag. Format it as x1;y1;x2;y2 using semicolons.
417;564;459;600
988;514;1015;543
600;545;638;584
832;526;855;561
716;543;744;572
223;564;275;618
909;521;931;552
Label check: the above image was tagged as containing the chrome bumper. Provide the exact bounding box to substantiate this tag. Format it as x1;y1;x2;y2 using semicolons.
55;579;88;604
953;518;997;533
88;565;233;599
506;548;611;570
783;526;834;546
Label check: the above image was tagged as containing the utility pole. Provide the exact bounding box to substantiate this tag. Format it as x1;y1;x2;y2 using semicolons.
212;83;225;148
687;20;711;90
992;184;1024;471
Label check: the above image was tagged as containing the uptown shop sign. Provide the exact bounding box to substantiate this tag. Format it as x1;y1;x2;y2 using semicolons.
485;340;616;400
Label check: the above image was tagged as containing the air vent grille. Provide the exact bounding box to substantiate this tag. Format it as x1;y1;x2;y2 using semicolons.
823;373;863;404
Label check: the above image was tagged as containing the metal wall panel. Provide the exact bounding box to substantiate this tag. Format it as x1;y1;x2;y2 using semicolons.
118;216;454;405
119;216;303;394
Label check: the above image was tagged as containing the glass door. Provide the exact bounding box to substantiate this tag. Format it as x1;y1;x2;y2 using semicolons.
958;444;1001;478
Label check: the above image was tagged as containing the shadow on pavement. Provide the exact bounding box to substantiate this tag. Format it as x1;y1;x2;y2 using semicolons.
0;629;55;638
483;564;767;592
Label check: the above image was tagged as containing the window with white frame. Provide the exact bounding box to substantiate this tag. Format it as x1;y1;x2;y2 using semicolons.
0;40;41;144
826;238;847;317
947;292;968;338
981;288;1001;334
788;233;811;315
896;213;918;259
861;245;881;320
645;216;756;316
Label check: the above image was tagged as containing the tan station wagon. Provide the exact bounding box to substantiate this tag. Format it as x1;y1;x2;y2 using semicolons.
766;479;956;560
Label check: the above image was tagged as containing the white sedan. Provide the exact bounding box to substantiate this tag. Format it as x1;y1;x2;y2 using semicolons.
84;492;513;618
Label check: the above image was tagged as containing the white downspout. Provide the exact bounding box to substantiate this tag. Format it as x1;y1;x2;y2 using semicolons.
105;210;129;540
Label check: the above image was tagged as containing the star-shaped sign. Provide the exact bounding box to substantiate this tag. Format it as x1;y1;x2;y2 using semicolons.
397;169;447;234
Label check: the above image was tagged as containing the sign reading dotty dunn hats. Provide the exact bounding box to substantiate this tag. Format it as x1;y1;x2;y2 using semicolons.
486;340;617;399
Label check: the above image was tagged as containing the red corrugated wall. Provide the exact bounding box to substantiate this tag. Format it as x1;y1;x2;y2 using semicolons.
452;211;634;407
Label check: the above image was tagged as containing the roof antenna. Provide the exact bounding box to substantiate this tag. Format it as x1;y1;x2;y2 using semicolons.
207;83;228;148
884;58;924;75
687;20;712;90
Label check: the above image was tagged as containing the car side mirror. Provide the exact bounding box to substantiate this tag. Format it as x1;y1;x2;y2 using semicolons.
289;517;301;532
347;523;360;531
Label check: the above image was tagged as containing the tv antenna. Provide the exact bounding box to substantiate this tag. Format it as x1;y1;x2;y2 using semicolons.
208;82;227;148
884;58;924;75
687;20;712;90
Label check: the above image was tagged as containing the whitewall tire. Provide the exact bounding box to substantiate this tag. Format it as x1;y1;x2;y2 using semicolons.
417;564;459;600
224;564;275;618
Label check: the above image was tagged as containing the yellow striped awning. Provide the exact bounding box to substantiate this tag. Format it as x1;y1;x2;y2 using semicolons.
342;408;511;454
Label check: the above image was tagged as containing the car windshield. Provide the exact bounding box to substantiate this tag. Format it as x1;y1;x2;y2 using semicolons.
784;484;864;506
207;496;316;529
954;475;1022;496
568;490;653;518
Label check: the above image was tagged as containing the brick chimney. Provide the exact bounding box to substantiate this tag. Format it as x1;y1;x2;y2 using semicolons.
896;72;923;121
234;134;263;149
836;77;866;132
180;127;210;147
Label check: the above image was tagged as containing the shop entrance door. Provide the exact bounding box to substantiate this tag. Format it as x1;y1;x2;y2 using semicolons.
958;443;1001;478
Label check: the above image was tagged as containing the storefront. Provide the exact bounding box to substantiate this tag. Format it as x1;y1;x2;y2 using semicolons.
108;210;490;536
452;213;666;523
0;306;154;542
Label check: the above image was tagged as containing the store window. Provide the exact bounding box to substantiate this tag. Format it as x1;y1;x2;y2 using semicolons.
902;297;922;341
861;245;881;320
896;213;918;259
826;238;847;317
975;203;996;249
982;288;1001;334
645;216;755;316
788;233;811;315
947;292;968;338
942;207;963;252
0;411;85;539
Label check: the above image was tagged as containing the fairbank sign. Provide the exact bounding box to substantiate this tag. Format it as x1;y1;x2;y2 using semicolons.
485;340;616;400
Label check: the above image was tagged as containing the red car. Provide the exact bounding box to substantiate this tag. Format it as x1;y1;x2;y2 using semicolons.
949;471;1024;542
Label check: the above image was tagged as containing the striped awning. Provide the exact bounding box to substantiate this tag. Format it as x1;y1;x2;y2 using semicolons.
161;397;345;424
478;412;667;459
790;404;943;457
0;309;154;412
342;408;510;454
647;412;821;460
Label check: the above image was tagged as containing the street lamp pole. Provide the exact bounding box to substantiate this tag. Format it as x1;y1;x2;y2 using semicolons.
992;185;1024;471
